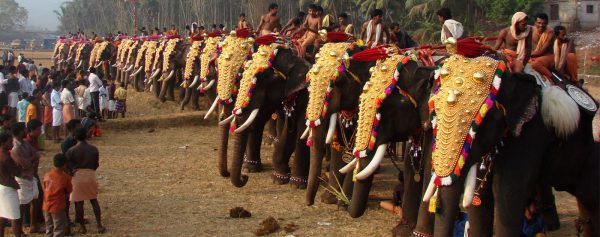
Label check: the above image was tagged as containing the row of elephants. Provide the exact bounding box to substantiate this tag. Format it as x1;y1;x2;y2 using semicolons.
52;30;599;236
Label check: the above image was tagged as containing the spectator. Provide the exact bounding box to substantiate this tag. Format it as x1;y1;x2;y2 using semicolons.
42;153;72;237
114;81;127;118
18;68;33;97
390;23;417;49
26;89;42;124
0;132;25;237
107;79;116;119
87;68;103;121
60;119;81;154
6;66;21;118
16;92;30;123
60;80;75;131
99;80;108;119
0;65;7;114
50;81;63;141
522;199;546;237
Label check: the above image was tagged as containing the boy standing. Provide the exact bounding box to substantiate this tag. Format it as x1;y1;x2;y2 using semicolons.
65;128;105;234
16;93;30;123
50;81;63;141
114;82;127;118
107;79;116;119
42;154;72;237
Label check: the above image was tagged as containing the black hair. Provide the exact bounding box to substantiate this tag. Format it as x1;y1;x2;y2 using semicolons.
52;80;61;89
9;66;17;73
554;25;566;37
218;24;224;29
371;9;383;18
0;114;11;123
66;119;81;132
53;153;67;168
391;22;400;28
298;11;306;18
536;13;549;22
308;4;317;10
239;13;246;17
61;79;70;88
21;92;29;100
27;119;42;131
0;65;4;71
89;66;96;73
316;6;324;12
10;122;26;136
436;8;452;19
211;24;217;28
338;12;348;19
74;127;87;141
32;88;41;96
199;26;205;30
292;18;302;26
0;133;12;145
268;3;278;10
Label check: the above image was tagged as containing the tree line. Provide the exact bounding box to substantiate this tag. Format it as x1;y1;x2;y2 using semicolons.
53;0;545;43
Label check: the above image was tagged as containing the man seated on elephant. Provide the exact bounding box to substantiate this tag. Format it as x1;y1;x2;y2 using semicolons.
437;8;463;43
334;13;354;35
237;13;253;32
494;11;532;73
256;3;281;36
553;25;578;83
529;13;556;81
294;4;321;58
359;9;389;48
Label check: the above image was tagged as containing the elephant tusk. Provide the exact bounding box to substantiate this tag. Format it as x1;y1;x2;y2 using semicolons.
150;68;162;79
112;63;118;68
234;109;259;134
300;127;310;140
462;165;478;208
125;64;134;72
219;114;234;126
202;79;215;91
130;66;143;77
422;174;438;202
164;70;175;81
189;75;200;88
325;113;338;144
66;57;73;62
339;158;358;174
204;99;219;119
355;144;388;180
76;60;83;69
95;61;103;68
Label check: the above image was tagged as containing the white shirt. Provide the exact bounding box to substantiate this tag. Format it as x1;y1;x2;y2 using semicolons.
88;73;102;92
441;19;464;43
18;74;33;96
0;72;7;93
51;89;62;110
60;89;75;105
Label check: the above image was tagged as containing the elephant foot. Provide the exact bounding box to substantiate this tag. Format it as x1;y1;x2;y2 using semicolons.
320;190;338;205
272;172;290;185
242;158;263;173
412;230;433;237
391;219;416;237
289;176;307;189
159;97;167;103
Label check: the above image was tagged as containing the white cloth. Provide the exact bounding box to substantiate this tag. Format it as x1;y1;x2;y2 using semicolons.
52;108;63;126
51;90;62;111
88;73;102;92
0;184;20;220
108;100;116;112
8;92;19;108
99;86;108;110
441;19;464;43
510;12;532;61
18;75;33;96
0;72;6;93
15;177;39;205
365;20;382;48
60;89;75;105
83;88;91;109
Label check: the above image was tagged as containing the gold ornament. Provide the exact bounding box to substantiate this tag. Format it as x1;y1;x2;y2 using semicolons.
152;39;168;72
163;38;180;70
200;37;220;80
234;44;278;112
216;34;252;102
143;41;159;73
183;40;203;81
431;55;500;177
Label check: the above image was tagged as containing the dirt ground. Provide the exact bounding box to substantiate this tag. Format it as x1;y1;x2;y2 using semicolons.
9;49;598;237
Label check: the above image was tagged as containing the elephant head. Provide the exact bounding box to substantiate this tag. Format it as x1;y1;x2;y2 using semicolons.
337;50;434;218
88;40;115;80
159;38;187;102
129;40;154;91
73;42;93;71
180;39;204;110
197;35;222;114
228;46;309;188
53;41;70;69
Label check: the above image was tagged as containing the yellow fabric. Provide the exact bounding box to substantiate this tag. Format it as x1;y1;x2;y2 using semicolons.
114;87;127;100
26;104;36;124
431;55;500;177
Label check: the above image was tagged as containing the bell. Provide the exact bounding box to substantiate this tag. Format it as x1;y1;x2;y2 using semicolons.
247;37;255;43
260;51;268;56
473;72;485;82
230;30;237;36
369;67;375;73
440;68;450;76
447;90;457;103
381;65;388;71
455;78;463;85
330;51;338;57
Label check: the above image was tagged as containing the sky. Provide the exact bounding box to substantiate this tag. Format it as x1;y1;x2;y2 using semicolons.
15;0;64;31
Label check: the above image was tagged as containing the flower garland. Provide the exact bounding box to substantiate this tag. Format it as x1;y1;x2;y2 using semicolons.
352;55;411;158
200;37;221;82
117;39;131;65
162;38;180;71
216;35;253;104
144;41;159;73
88;43;99;67
305;42;354;129
232;43;285;116
126;40;139;65
183;40;203;84
152;39;168;73
428;55;506;187
53;42;64;59
94;41;110;64
74;43;86;64
134;41;150;70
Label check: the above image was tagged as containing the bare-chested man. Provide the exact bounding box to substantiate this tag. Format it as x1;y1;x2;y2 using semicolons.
360;9;389;48
256;3;281;36
529;13;556;79
237;13;253;32
281;12;306;35
295;4;321;58
335;13;354;35
553;25;578;82
494;12;532;72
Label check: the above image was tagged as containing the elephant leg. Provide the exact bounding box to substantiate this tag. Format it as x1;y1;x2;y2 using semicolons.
340;166;354;205
536;183;560;231
401;140;424;228
348;169;374;218
433;179;464;237
158;79;168;102
413;131;435;236
321;148;344;205
243;111;269;173
218;104;232;177
290;124;309;190
271;113;291;185
466;171;494;237
191;89;200;110
180;87;192;110
152;78;160;98
178;85;185;102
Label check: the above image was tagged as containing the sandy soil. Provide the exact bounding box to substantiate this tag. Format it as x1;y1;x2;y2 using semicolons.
7;50;596;237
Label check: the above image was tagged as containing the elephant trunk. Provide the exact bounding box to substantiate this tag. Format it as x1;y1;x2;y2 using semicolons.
217;117;230;177
346;143;387;218
230;125;250;187
158;70;172;102
306;126;327;206
180;87;192;110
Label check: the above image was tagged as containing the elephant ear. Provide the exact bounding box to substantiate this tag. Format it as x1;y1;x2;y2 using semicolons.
281;51;309;98
497;73;539;137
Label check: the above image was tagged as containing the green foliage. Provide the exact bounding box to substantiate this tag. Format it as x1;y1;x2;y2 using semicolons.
0;0;28;31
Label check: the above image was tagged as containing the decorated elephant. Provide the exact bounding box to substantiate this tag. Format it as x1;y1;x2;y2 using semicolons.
89;39;117;80
335;47;434;218
115;38;141;89
411;48;598;236
52;39;70;70
158;36;187;102
186;32;222;112
179;36;205;110
72;41;93;71
146;38;170;97
226;35;311;188
129;38;160;92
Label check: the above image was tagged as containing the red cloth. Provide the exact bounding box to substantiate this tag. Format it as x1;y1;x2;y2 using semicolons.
207;32;221;38
255;34;276;46
592;56;600;61
326;32;351;43
235;28;250;38
42;169;72;213
350;46;390;62
456;37;490;58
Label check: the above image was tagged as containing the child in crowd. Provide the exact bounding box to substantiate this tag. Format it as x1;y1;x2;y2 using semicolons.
42;153;72;237
107;79;116;119
16;92;30;123
522;199;546;237
0;132;25;237
50;81;63;141
114;82;127;118
99;80;108;120
61;119;81;154
26;89;41;124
